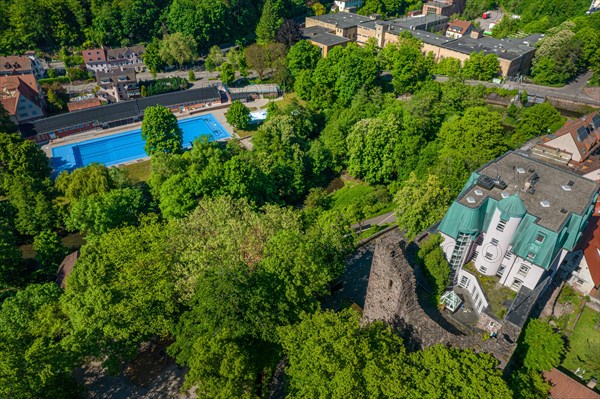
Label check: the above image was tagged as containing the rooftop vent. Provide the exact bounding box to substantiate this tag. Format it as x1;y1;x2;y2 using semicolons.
560;208;568;214
516;167;525;174
561;184;572;191
540;200;550;208
467;196;476;203
475;189;483;196
477;175;495;190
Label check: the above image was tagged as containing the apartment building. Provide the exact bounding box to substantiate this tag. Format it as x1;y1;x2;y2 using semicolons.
95;68;139;103
0;54;45;79
333;0;364;12
83;46;145;73
438;152;599;296
0;74;45;123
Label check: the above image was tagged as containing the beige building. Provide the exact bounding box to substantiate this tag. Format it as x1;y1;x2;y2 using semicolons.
0;74;44;123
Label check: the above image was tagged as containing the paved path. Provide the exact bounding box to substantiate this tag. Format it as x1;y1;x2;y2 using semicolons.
351;211;397;232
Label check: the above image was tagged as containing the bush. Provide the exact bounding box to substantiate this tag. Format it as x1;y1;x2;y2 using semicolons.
67;66;91;81
188;70;196;82
38;76;71;85
418;234;451;302
140;77;189;96
225;100;251;130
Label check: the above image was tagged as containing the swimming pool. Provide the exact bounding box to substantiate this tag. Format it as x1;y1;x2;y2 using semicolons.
51;114;230;174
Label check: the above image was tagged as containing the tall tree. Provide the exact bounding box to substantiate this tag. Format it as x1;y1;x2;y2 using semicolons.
275;19;302;47
219;62;235;86
33;230;68;277
225;101;251;129
0;133;50;196
141;105;183;155
286;40;322;78
255;0;283;44
0;103;17;133
159;32;198;68
143;38;165;76
462;51;500;81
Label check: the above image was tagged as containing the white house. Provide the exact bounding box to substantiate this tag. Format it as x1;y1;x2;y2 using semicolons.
438;151;599;294
333;0;364;12
83;46;145;73
0;54;45;79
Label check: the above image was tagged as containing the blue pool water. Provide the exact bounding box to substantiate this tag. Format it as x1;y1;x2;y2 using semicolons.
51;114;230;174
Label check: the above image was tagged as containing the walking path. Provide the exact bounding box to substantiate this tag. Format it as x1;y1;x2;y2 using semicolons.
351;211;397;232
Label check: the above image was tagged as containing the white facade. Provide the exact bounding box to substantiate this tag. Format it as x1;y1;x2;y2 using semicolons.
334;0;363;12
475;207;523;276
564;250;599;297
457;269;489;314
13;94;44;122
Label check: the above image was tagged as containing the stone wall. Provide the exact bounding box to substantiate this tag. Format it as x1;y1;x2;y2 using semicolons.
362;232;521;368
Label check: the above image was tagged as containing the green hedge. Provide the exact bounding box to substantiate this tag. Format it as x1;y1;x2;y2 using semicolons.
38;76;71;85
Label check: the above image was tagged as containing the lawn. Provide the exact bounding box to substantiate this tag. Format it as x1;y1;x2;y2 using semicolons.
562;306;600;383
261;92;305;110
328;177;395;223
120;159;152;182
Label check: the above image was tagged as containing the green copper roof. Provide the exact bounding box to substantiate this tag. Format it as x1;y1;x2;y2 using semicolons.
498;193;527;220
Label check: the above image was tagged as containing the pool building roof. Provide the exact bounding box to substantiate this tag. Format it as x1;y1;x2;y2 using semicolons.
20;86;221;137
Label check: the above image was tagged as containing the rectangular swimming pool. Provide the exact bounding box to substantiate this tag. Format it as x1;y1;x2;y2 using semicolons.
51;114;230;174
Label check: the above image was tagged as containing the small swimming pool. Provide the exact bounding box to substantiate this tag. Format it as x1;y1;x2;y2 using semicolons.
51;114;230;174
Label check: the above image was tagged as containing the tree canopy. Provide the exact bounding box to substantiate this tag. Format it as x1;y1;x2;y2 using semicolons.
141;105;183;156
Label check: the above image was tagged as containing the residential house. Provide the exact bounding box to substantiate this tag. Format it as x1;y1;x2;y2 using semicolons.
543;369;600;399
0;74;44;123
0;54;45;79
562;199;600;301
83;46;145;73
446;20;473;39
531;113;600;181
333;0;364;12
95;68;139;103
438;152;599;308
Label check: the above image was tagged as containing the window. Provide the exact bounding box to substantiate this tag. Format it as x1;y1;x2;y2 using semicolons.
496;219;507;232
476;299;482;309
474;292;480;301
491;238;499;246
517;265;530;277
479;266;487;273
485;252;494;260
535;234;545;243
460;276;469;288
497;265;506;277
504;251;512;259
527;252;536;260
511;279;523;290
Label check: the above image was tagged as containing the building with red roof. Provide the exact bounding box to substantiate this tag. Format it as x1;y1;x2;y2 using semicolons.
543;368;600;399
446;19;473;39
0;74;44;123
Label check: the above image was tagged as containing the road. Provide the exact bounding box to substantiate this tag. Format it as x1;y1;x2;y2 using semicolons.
434;71;600;106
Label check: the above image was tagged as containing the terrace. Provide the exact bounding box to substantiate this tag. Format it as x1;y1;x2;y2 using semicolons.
462;262;517;319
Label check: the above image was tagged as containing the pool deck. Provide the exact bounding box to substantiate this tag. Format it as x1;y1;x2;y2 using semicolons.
41;98;272;162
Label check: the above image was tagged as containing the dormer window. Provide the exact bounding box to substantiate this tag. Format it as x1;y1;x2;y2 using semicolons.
535;234;545;244
527;251;536;260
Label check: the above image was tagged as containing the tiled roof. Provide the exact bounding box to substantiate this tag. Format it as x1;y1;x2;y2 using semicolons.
542;112;600;163
67;98;103;112
543;368;600;399
83;48;107;64
96;68;137;84
56;251;79;289
448;19;472;34
0;74;41;115
0;56;32;73
106;45;145;61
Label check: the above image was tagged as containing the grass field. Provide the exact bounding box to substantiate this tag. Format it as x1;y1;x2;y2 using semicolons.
562;306;600;383
121;159;152;182
328;177;395;223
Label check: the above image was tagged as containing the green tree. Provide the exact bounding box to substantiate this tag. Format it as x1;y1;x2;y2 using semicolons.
0;133;50;196
384;38;435;94
61;220;179;372
141;105;183;155
287;40;322;78
44;82;69;114
8;178;56;237
521;319;565;372
510;102;562;146
55;163;115;202
219;62;235;86
0;103;17;133
463;51;500;80
33;230;68;276
395;173;453;239
225;100;251;130
279;308;412;398
205;45;224;72
143;38;164;76
159;32;198;68
532;28;582;85
312;2;326;15
418;234;450;302
0;217;21;288
255;0;283;44
66;187;148;235
0;283;81;398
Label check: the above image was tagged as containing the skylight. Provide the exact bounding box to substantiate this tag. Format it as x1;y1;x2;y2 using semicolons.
540;200;550;208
